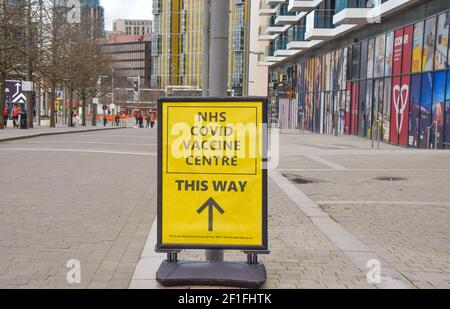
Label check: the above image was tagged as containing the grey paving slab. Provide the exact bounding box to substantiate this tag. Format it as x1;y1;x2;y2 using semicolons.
0;128;157;289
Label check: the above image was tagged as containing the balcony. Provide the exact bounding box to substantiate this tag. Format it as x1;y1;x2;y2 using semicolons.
365;0;419;23
333;0;374;25
266;0;288;5
305;9;357;40
288;0;324;12
264;15;292;35
259;0;277;16
258;25;281;41
260;44;286;64
270;25;307;58
274;2;307;25
334;0;419;26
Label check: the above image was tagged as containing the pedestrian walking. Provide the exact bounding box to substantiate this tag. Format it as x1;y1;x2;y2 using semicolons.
115;114;120;127
146;115;151;128
12;105;20;128
3;104;8;128
150;113;156;129
139;114;144;128
103;115;107;127
20;109;27;129
135;112;140;127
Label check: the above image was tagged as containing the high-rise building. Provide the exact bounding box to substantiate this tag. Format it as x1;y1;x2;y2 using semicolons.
113;19;152;36
65;0;105;38
258;0;450;150
99;34;152;88
151;0;250;95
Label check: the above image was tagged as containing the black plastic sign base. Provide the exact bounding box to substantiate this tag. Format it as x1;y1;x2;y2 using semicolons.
156;260;267;288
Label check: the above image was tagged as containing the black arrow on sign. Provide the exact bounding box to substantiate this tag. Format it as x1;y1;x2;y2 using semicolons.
197;197;225;232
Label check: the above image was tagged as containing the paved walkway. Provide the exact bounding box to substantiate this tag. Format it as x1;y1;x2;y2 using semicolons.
0;125;127;143
1;128;449;289
130;132;450;289
0;128;156;288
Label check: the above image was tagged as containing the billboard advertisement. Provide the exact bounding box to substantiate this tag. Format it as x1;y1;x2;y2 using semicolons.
5;80;28;113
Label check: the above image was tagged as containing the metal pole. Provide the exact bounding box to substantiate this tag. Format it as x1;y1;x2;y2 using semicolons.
205;0;229;263
208;0;229;97
202;0;210;96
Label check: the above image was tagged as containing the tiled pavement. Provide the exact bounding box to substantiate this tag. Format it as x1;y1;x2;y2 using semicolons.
1;128;449;289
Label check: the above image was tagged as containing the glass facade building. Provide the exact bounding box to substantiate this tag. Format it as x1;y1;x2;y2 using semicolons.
151;0;250;95
262;0;450;149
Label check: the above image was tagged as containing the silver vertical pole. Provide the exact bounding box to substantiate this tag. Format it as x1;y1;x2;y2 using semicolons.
208;0;229;97
205;0;229;263
202;0;210;96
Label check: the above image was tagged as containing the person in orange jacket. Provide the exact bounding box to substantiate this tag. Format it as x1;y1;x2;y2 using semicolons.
12;105;20;128
3;104;8;127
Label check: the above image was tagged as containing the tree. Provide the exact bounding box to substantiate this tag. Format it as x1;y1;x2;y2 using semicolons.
68;31;111;126
0;0;28;129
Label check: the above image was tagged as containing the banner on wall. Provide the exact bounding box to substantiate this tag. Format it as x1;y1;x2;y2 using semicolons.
351;82;359;136
390;26;412;147
345;82;352;135
412;21;424;73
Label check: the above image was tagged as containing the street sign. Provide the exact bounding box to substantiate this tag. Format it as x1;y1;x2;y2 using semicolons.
22;81;33;92
157;97;268;251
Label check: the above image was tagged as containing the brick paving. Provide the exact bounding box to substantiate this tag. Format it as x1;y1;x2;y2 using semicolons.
1;128;449;289
0;128;156;288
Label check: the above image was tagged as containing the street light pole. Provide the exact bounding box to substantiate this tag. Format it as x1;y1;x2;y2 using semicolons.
205;0;230;263
202;0;210;96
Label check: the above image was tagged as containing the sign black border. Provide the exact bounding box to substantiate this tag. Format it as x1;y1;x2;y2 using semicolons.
157;96;268;251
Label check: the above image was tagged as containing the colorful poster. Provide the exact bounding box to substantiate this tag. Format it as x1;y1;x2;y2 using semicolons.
385;32;394;76
419;72;433;148
435;12;450;70
445;70;450;149
352;43;361;79
375;35;386;78
371;79;383;140
390;76;404;145
402;25;413;74
357;81;366;137
383;78;392;143
367;39;375;79
341;48;347;90
351;82;359;136
345;82;352;135
365;80;373;138
393;28;404;75
412;21;424;73
409;74;422;148
399;75;411;147
431;71;446;148
422;17;437;72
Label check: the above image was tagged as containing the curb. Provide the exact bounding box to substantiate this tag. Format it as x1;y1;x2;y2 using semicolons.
0;126;128;143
